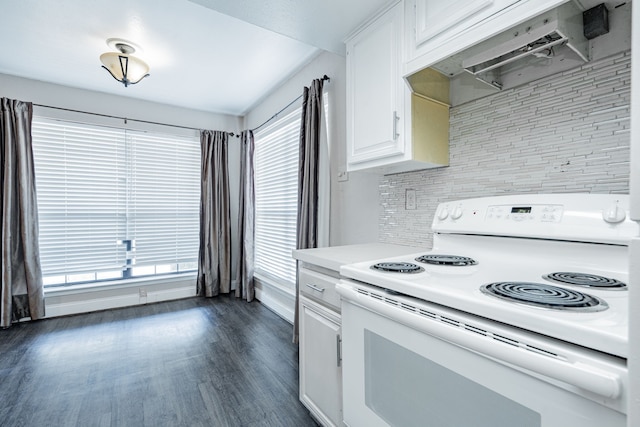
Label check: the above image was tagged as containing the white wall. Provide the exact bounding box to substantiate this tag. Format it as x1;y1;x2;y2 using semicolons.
244;50;380;246
1;73;242;316
243;50;380;321
0;73;241;131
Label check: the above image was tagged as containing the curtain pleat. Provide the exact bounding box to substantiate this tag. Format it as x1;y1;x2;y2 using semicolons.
1;97;45;327
197;130;231;297
235;130;255;302
293;78;324;343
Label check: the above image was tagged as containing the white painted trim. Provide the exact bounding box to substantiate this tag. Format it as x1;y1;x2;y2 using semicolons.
44;276;196;318
44;273;196;296
255;279;296;324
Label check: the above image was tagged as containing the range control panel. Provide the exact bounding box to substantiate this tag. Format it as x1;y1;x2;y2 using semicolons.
432;194;637;245
435;203;564;224
485;204;564;223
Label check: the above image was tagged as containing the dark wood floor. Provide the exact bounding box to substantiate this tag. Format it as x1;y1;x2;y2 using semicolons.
0;297;319;427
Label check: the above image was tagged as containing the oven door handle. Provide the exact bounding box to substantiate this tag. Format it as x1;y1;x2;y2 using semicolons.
337;282;622;399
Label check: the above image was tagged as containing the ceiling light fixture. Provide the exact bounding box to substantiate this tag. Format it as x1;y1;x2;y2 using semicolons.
100;38;150;87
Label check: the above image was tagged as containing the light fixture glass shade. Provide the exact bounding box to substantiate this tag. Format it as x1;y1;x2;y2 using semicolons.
100;52;150;87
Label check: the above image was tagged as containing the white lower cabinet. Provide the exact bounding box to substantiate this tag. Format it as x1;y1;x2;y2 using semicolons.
299;295;343;427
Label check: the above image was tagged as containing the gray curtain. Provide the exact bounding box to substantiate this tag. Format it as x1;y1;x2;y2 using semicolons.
1;97;45;327
197;130;231;297
235;130;255;301
293;78;325;343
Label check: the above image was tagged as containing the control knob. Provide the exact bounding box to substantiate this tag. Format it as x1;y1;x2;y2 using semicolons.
602;202;626;224
451;206;463;220
437;207;449;220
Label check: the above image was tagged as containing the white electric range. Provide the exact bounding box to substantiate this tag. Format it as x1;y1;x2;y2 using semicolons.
337;194;637;427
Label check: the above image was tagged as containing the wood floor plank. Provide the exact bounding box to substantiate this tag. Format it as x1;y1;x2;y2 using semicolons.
0;297;318;427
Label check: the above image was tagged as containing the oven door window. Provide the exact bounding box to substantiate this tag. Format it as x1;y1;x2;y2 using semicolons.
364;330;540;427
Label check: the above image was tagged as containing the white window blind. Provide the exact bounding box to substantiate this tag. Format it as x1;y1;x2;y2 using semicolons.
128;131;200;270
31;117;200;286
254;107;301;288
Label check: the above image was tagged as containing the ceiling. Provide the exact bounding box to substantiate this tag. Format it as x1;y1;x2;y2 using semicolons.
0;0;389;116
1;1;619;116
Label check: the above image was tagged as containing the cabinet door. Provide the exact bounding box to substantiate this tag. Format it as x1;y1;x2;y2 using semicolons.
415;0;520;45
299;297;342;427
406;0;568;75
346;2;405;167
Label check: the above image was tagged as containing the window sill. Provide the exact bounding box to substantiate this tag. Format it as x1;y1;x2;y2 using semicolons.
43;273;197;297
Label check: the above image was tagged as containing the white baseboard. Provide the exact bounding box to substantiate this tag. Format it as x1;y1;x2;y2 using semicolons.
45;277;197;318
255;284;295;324
43;274;296;323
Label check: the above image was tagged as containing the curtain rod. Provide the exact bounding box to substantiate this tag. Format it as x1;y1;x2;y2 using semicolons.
32;73;330;137
32;103;240;137
251;74;330;133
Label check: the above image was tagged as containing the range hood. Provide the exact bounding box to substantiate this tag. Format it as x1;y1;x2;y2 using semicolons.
429;1;590;91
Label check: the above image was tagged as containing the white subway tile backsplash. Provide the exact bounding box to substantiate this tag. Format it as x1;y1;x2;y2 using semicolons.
379;52;631;248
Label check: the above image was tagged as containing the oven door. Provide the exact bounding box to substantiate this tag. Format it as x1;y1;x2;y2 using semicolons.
337;280;626;427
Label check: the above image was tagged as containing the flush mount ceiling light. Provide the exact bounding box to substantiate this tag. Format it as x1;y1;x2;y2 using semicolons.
100;38;150;87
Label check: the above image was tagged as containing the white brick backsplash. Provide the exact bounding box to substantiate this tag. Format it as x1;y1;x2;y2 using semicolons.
379;52;631;248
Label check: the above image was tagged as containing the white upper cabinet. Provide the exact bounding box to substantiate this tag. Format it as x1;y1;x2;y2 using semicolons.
405;0;569;75
346;2;406;167
345;0;572;174
414;0;519;47
346;1;449;174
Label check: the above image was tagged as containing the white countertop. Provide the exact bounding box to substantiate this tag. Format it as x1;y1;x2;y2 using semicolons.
292;243;426;272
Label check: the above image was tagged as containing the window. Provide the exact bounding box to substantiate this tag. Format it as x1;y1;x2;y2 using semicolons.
31;117;200;286
253;106;301;289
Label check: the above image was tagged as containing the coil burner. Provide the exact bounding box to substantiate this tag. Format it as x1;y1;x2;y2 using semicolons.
543;272;626;290
480;282;608;312
371;262;424;274
415;254;477;266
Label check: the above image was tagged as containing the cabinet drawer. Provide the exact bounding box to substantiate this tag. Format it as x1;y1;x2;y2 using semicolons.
299;268;340;311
